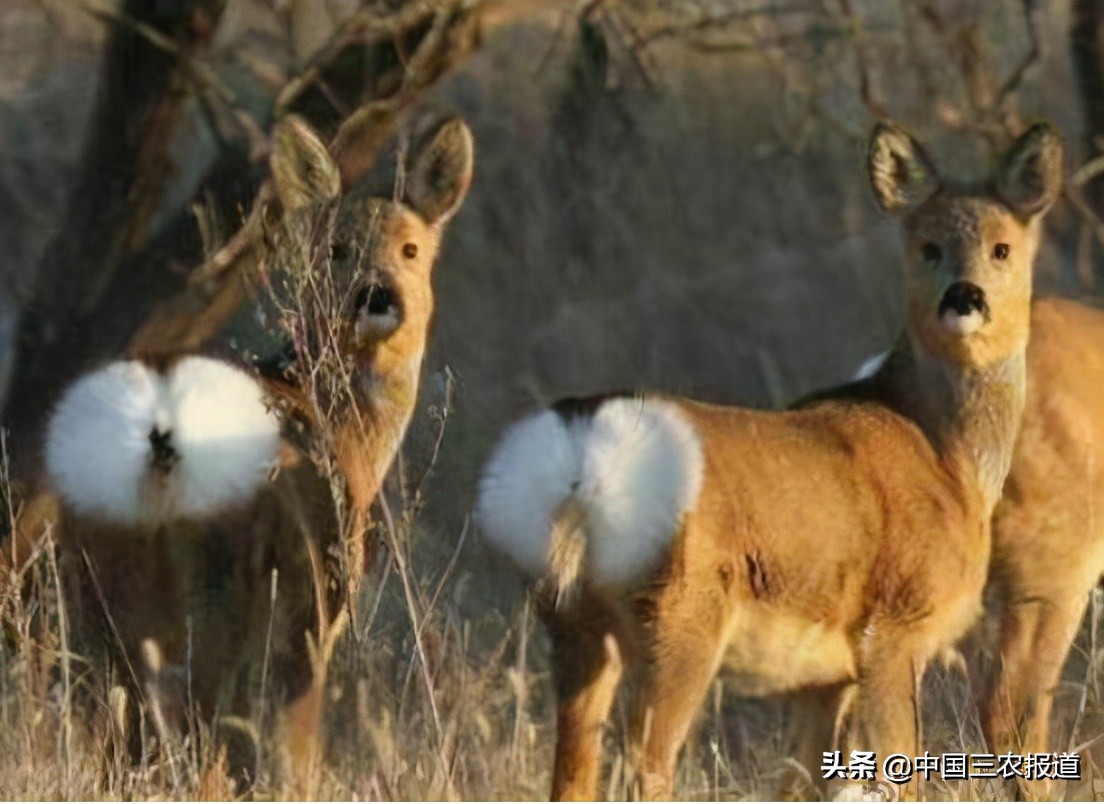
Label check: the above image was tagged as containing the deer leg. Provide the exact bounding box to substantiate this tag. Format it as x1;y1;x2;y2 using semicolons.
780;686;845;800
628;627;725;801
212;716;261;794
264;517;351;796
979;591;1086;800
982;592;1086;754
281;607;349;798
545;597;626;802
283;681;326;794
834;645;923;801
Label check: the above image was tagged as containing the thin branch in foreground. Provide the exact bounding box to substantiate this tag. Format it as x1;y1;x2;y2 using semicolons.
995;0;1042;109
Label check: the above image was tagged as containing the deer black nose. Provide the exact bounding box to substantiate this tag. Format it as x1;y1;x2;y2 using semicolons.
350;273;404;342
938;282;989;319
353;281;400;318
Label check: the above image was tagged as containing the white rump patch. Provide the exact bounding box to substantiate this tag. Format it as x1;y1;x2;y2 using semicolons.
45;357;282;527
851;349;890;382
476;397;704;589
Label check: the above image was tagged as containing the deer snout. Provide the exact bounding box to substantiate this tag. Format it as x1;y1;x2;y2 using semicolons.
351;272;403;342
937;281;990;336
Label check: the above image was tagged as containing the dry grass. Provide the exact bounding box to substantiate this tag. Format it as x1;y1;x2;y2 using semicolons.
7;384;1104;802
5;2;1104;800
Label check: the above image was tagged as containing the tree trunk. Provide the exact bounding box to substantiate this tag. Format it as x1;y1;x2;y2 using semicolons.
1;1;225;473
0;0;482;476
1072;0;1104;268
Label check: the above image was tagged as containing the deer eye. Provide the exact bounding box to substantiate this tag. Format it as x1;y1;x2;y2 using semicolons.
992;242;1010;261
402;242;418;259
330;242;349;262
920;243;942;265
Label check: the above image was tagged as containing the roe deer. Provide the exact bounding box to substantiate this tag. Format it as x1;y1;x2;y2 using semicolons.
37;112;474;786
857;295;1104;799
475;121;1062;800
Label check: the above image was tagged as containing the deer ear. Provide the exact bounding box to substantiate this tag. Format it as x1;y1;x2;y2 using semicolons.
867;121;939;216
997;122;1064;217
406;118;475;227
271;115;342;213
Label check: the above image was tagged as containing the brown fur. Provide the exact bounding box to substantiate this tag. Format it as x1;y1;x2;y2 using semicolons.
969;295;1104;799
529;122;1063;800
20;114;474;789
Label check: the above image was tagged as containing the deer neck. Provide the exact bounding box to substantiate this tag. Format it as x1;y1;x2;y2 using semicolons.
881;333;1027;516
266;338;425;515
336;344;424;513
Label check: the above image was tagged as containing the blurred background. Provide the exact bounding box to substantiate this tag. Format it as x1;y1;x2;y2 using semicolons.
1;0;1103;798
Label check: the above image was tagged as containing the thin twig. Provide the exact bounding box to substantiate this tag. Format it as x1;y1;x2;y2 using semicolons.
995;0;1041;109
275;1;457;114
45;539;72;792
633;2;812;48
836;0;886;119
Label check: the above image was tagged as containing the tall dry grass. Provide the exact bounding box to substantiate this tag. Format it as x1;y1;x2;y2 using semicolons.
7;387;1104;801
4;2;1104;800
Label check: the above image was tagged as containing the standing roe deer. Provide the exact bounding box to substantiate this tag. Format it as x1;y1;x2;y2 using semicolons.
37;112;474;785
856;295;1104;799
475;121;1062;800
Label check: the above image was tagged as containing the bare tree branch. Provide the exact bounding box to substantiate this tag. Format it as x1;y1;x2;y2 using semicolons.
632;2;813;49
1;0;491;472
129;2;486;359
1;0;227;472
995;0;1042;108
